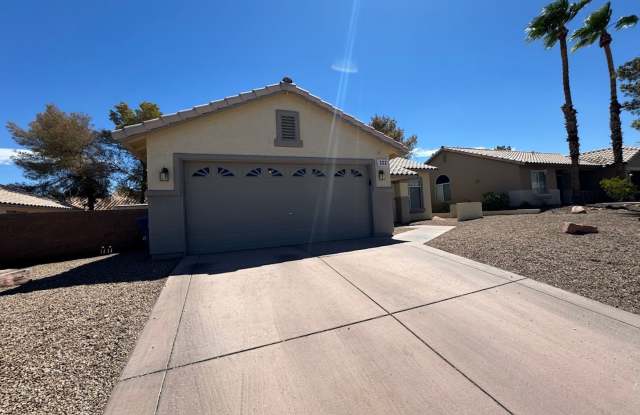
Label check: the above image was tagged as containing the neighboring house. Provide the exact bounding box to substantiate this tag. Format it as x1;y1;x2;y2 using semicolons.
113;78;406;257
66;192;147;211
0;186;71;214
390;157;437;224
579;147;640;190
426;147;602;210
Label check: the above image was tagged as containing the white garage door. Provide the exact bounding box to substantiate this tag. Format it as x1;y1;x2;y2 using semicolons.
184;161;372;254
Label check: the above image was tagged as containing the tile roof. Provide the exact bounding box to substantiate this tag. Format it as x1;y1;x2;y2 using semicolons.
431;147;601;166
112;80;408;153
390;157;437;176
0;186;70;210
579;147;640;165
66;193;145;210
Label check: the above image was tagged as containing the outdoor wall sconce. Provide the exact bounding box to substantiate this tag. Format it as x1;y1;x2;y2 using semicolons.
159;167;170;181
378;169;385;181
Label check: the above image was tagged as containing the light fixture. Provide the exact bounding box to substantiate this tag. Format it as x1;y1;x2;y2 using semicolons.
378;169;385;181
159;167;170;181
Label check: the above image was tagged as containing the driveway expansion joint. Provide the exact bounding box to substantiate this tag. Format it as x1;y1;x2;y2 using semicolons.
317;255;516;414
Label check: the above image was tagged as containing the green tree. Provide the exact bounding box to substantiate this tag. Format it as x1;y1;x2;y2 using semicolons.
618;57;640;131
7;105;119;210
495;145;512;150
572;2;638;176
526;0;591;202
108;101;162;202
369;114;417;156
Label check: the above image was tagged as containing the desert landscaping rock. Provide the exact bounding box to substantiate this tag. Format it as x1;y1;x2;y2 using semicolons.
0;252;178;415
427;208;640;314
570;205;587;214
562;222;598;234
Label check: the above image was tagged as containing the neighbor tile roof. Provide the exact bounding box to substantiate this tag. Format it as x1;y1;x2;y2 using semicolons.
112;80;408;153
579;146;640;165
389;157;437;176
0;186;70;210
66;192;145;211
432;147;601;166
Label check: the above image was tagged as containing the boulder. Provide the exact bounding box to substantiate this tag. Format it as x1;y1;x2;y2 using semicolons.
570;206;587;214
562;222;598;235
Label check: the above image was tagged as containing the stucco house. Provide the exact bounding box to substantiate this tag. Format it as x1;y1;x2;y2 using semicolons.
389;157;436;224
0;186;71;214
113;78;407;257
579;147;640;191
426;147;602;210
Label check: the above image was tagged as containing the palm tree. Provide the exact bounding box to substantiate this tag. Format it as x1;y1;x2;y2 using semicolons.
527;0;591;202
572;2;638;177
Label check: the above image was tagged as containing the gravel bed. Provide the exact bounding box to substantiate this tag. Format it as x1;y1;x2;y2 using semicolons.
427;208;640;315
0;252;178;415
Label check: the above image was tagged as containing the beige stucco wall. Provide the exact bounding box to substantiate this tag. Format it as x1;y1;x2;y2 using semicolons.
136;92;396;191
391;171;433;223
428;151;561;210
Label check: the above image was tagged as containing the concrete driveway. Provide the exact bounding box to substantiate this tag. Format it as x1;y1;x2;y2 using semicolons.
106;226;640;414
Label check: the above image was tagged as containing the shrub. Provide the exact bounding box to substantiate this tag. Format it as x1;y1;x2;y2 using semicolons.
482;192;510;211
600;177;637;201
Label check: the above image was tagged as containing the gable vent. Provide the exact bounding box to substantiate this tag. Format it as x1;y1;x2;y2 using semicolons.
280;115;297;140
275;110;302;147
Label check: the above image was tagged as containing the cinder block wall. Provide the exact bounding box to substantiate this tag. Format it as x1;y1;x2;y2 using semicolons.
0;209;147;267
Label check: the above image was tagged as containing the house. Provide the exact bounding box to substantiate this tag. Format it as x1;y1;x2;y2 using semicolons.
66;192;147;211
426;147;602;210
113;78;407;257
0;186;71;214
579;147;640;191
389;157;436;224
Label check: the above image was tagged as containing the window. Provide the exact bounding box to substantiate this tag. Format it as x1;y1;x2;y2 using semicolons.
334;169;346;177
292;168;306;177
274;110;302;147
267;168;283;177
435;175;451;202
192;167;210;177
531;170;548;193
350;169;363;177
217;167;234;177
246;168;262;177
408;178;424;210
312;169;326;177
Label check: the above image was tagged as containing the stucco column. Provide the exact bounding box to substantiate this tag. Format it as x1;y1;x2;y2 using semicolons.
394;181;411;225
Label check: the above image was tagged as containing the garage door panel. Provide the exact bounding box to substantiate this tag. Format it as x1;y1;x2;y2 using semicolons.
184;161;372;254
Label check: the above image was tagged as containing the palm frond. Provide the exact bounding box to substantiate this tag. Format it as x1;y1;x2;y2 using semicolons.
526;0;589;48
568;0;592;20
571;2;611;50
615;15;639;30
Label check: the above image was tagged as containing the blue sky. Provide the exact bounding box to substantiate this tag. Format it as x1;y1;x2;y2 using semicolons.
1;0;639;184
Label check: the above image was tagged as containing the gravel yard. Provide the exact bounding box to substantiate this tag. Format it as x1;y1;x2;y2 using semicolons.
427;208;640;314
0;252;178;415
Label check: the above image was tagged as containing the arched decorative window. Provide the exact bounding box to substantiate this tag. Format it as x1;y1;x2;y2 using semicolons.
192;167;210;177
292;168;306;177
350;169;363;177
246;168;263;177
312;169;326;177
436;175;451;202
217;167;234;177
267;168;283;177
334;169;346;177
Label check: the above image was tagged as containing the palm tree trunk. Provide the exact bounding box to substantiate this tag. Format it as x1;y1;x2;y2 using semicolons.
559;32;581;203
600;31;625;177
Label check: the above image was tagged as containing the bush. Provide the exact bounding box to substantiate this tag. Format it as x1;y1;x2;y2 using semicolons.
600;177;637;201
482;192;510;211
